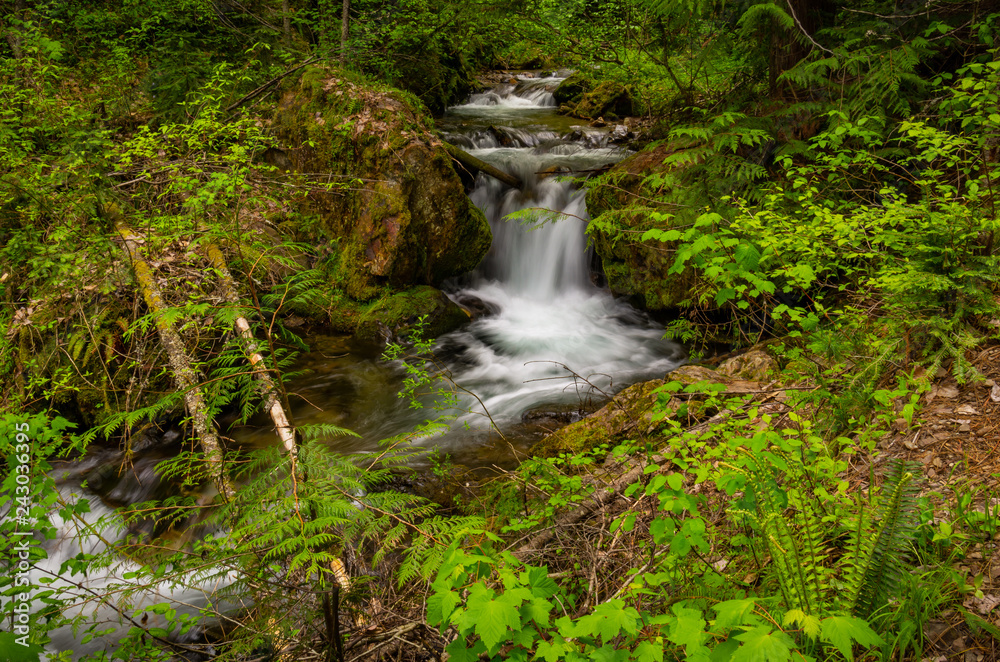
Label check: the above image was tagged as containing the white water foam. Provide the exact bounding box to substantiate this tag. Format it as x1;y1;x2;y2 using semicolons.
433;80;684;431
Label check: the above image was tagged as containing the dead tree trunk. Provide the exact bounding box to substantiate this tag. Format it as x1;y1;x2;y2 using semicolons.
282;0;291;42
203;242;297;458
340;0;350;63
444;142;523;189
115;223;235;501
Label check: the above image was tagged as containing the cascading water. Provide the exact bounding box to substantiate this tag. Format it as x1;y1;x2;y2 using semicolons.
429;73;685;441
234;72;686;464
19;449;236;660
25;73;684;658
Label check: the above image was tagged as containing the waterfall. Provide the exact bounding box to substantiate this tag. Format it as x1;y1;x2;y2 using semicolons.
434;74;684;431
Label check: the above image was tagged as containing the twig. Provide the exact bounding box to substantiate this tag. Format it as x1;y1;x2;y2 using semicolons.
784;0;834;55
225;56;321;114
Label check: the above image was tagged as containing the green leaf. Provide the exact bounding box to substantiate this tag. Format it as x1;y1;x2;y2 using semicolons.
525;566;559;598
445;638;487;662
784;609;821;639
732;625;795;662
536;636;575;662
668;604;707;650
521;596;554;627
427;589;459;626
633;640;665;662
734;243;762;270
712;599;757;630
468;594;521;650
0;633;43;662
710;637;741;662
819;616;883;661
714;288;737;305
588;599;641;640
592;644;630;662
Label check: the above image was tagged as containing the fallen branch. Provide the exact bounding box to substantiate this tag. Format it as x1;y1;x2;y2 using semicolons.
114;222;235;501
443;142;522;189
516;454;664;555
225;56;321;114
203;242;297;457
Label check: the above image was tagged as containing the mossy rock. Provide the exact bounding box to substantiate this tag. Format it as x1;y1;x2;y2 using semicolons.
554;72;596;106
272;66;492;301
355;286;469;342
572;81;634;120
531;379;676;457
587;142;706;310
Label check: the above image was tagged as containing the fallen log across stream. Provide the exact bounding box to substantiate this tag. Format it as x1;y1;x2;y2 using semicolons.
113;221;237;501
443;142;522;189
203;242;299;459
114;222;353;654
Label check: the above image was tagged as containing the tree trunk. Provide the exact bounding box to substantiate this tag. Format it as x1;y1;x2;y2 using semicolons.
203;242;298;458
282;0;291;42
770;0;836;93
443;142;523;189
115;223;235;501
339;0;350;63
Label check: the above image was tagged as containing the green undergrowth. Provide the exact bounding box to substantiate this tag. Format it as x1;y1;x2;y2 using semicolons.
445;375;993;662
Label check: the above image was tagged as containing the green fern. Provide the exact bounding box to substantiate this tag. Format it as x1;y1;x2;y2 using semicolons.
840;460;921;619
736;449;921;630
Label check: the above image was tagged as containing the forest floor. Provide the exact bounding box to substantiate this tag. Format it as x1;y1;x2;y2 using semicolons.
870;348;1000;662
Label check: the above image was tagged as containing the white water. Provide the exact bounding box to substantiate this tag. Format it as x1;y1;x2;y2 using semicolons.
22;462;236;660
13;74;684;658
435;75;684;433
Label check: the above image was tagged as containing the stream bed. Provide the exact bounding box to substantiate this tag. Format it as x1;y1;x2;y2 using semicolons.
234;72;684;468
34;72;684;658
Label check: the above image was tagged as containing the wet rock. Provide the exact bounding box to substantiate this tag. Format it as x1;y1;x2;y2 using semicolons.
609;124;632;143
590;116;607;128
273;67;492;301
448;291;500;320
718;350;777;382
355;286;469;342
555;73;634;120
489;124;517;147
522;405;585;428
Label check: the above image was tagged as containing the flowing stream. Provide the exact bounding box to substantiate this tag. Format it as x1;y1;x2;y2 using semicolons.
31;72;683;658
235;72;685;466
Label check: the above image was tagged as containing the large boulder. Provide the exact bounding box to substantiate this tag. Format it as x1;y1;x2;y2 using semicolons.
556;73;634;120
272;68;492;303
587;141;703;310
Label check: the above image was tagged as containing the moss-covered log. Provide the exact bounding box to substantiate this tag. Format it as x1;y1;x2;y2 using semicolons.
442;142;522;189
115;223;235;501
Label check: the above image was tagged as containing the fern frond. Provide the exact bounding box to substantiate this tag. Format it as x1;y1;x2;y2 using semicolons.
842;460;921;618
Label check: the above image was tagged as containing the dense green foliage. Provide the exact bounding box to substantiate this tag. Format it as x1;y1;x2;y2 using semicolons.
4;0;1000;660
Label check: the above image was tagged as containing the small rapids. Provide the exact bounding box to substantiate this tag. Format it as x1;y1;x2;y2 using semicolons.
234;73;685;465
18;452;238;660
27;72;683;658
432;74;684;444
